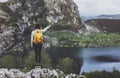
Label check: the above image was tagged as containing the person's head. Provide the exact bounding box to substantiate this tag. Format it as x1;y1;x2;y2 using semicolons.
34;23;42;29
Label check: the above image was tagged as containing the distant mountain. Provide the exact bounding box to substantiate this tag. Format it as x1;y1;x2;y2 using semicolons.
96;14;120;19
82;14;120;22
81;15;96;21
85;19;120;33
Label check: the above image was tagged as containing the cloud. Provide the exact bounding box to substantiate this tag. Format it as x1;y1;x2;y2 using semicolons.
73;0;120;16
0;0;8;2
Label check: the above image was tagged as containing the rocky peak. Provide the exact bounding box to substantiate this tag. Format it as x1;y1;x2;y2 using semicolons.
0;0;82;53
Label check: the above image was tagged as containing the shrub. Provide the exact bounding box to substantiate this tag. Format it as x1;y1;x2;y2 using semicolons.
57;57;74;74
0;55;16;68
41;49;52;68
24;50;35;68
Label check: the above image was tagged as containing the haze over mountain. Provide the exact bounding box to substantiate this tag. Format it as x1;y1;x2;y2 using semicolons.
81;14;120;22
96;14;120;19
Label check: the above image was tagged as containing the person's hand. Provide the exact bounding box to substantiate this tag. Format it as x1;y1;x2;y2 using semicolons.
48;23;53;26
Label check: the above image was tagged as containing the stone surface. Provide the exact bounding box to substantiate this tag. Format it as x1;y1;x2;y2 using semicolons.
0;68;85;78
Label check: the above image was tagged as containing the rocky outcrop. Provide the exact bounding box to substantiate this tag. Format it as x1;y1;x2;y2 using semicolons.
45;0;81;30
0;0;82;53
0;24;14;53
0;68;85;78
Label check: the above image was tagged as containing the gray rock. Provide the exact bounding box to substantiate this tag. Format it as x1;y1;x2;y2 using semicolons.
0;68;85;78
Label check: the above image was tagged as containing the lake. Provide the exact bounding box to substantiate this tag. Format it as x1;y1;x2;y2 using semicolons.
46;47;120;73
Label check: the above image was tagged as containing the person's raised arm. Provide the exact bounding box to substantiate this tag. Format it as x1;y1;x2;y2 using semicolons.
42;25;51;33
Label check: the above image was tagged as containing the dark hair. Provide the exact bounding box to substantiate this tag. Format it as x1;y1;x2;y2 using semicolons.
35;23;41;29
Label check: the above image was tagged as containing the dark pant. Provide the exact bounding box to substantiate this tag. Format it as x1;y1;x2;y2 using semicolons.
33;43;42;64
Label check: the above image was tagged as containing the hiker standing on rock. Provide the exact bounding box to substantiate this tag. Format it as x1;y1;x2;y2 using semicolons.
31;23;51;66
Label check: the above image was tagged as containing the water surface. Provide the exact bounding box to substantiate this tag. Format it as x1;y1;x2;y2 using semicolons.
46;47;120;73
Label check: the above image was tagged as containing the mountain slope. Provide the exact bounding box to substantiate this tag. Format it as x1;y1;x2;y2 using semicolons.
85;19;120;33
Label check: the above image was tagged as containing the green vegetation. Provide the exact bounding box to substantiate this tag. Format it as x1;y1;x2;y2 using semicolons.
78;33;120;47
49;31;120;47
57;57;74;74
0;50;52;69
41;51;52;68
83;69;120;78
24;50;35;68
0;50;78;74
0;55;16;68
49;30;77;40
49;30;79;47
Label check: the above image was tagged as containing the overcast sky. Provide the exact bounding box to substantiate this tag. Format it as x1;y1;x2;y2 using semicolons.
0;0;8;2
73;0;120;16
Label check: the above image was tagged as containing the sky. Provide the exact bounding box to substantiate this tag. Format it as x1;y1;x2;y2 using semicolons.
0;0;8;2
73;0;120;16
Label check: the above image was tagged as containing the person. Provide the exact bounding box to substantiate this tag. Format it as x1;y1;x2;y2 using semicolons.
31;23;51;66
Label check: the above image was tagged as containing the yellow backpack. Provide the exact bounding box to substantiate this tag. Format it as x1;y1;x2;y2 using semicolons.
33;30;43;44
